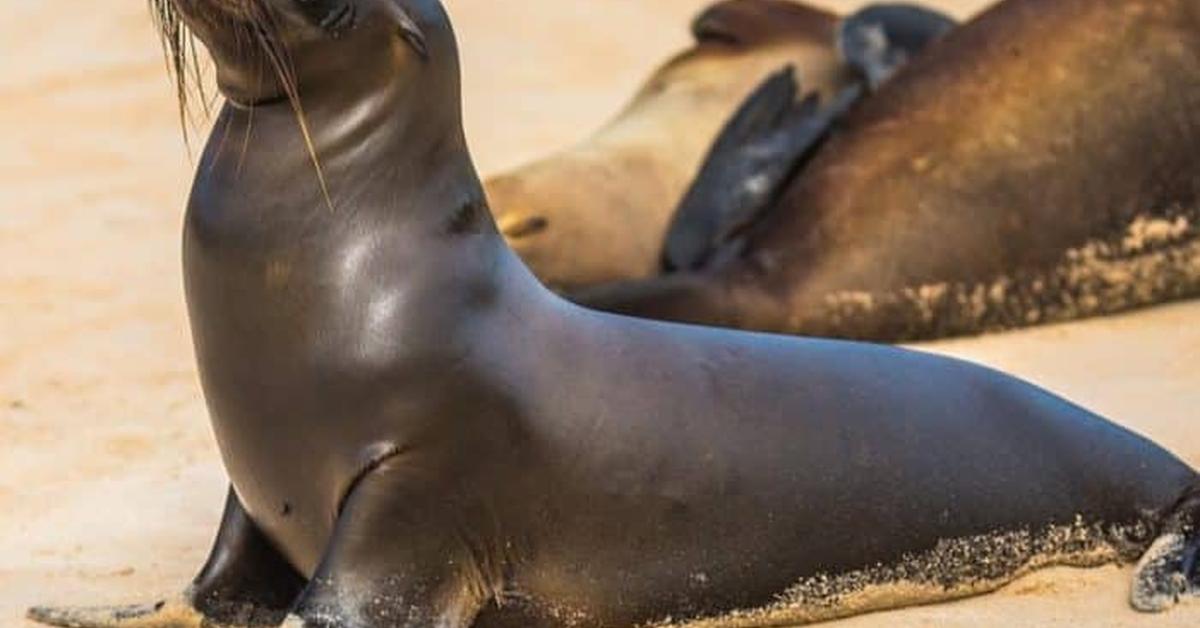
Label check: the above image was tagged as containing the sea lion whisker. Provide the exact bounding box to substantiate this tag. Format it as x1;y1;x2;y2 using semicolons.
185;30;211;119
148;0;193;144
248;21;335;210
206;110;236;176
147;0;329;201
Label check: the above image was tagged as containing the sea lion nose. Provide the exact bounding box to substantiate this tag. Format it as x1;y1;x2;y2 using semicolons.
500;214;549;239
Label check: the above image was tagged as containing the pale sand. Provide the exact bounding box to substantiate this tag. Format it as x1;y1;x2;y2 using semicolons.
0;1;1197;626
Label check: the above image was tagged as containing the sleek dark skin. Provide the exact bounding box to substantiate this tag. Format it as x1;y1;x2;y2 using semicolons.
579;0;1200;342
29;0;1200;626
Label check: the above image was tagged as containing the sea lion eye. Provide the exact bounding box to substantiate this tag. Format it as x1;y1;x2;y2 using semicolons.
320;3;356;33
294;0;356;34
391;5;429;60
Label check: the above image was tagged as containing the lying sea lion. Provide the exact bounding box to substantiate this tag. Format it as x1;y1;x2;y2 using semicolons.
28;0;1200;626
579;0;1200;342
486;0;955;290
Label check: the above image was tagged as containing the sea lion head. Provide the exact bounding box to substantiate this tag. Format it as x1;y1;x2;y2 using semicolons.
152;0;453;111
486;0;848;290
154;0;470;206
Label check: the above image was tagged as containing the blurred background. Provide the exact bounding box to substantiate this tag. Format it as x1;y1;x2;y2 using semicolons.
1;1;1196;626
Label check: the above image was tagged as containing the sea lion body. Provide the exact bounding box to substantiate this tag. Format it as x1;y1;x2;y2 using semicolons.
29;0;1200;627
189;170;1198;625
486;0;856;289
582;0;1200;341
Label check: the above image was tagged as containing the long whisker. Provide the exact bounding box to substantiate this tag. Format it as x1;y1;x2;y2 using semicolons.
149;0;192;147
248;5;335;211
150;0;335;210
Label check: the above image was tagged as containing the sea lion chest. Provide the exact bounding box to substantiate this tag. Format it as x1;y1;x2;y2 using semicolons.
181;201;465;574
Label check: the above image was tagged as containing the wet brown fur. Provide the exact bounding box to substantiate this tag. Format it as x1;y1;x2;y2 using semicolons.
487;0;855;289
589;0;1200;342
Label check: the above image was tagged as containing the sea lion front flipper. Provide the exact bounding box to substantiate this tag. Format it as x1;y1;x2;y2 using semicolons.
27;599;203;628
288;460;488;627
838;4;958;89
28;489;306;628
661;68;861;272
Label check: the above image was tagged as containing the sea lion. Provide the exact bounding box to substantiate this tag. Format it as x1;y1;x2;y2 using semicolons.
579;0;1200;342
485;0;955;290
28;0;1200;626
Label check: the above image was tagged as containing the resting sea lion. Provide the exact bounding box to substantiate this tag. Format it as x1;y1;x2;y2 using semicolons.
580;0;1200;342
486;0;955;290
28;0;1200;626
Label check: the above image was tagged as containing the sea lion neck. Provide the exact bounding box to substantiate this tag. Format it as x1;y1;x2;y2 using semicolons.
193;74;479;223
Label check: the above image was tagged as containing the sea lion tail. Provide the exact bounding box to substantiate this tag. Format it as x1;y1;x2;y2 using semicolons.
1131;485;1200;612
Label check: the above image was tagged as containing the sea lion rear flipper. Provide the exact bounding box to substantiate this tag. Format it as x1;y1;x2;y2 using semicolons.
1132;488;1200;612
28;489;305;627
838;4;958;89
662;68;862;272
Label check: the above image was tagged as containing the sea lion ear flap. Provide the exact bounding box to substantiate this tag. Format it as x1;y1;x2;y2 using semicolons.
384;2;429;60
837;4;957;89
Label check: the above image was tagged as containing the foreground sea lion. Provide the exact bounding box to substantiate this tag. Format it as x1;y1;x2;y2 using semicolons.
580;0;1200;342
485;0;954;290
29;0;1200;627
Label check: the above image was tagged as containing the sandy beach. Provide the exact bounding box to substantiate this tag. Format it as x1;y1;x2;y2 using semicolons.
0;0;1196;626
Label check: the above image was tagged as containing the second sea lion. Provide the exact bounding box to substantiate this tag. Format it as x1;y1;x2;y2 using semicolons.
486;0;954;290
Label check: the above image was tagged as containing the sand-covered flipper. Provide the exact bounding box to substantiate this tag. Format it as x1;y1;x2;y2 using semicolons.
27;597;207;628
661;66;860;272
28;490;304;628
838;3;958;89
1132;488;1200;612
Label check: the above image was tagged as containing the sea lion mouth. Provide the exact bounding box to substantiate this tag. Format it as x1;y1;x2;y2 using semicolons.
223;90;293;109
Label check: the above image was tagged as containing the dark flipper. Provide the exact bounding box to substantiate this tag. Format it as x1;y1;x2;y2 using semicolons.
287;460;487;627
661;67;862;273
27;601;203;628
28;489;306;627
1132;488;1200;612
838;3;958;89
